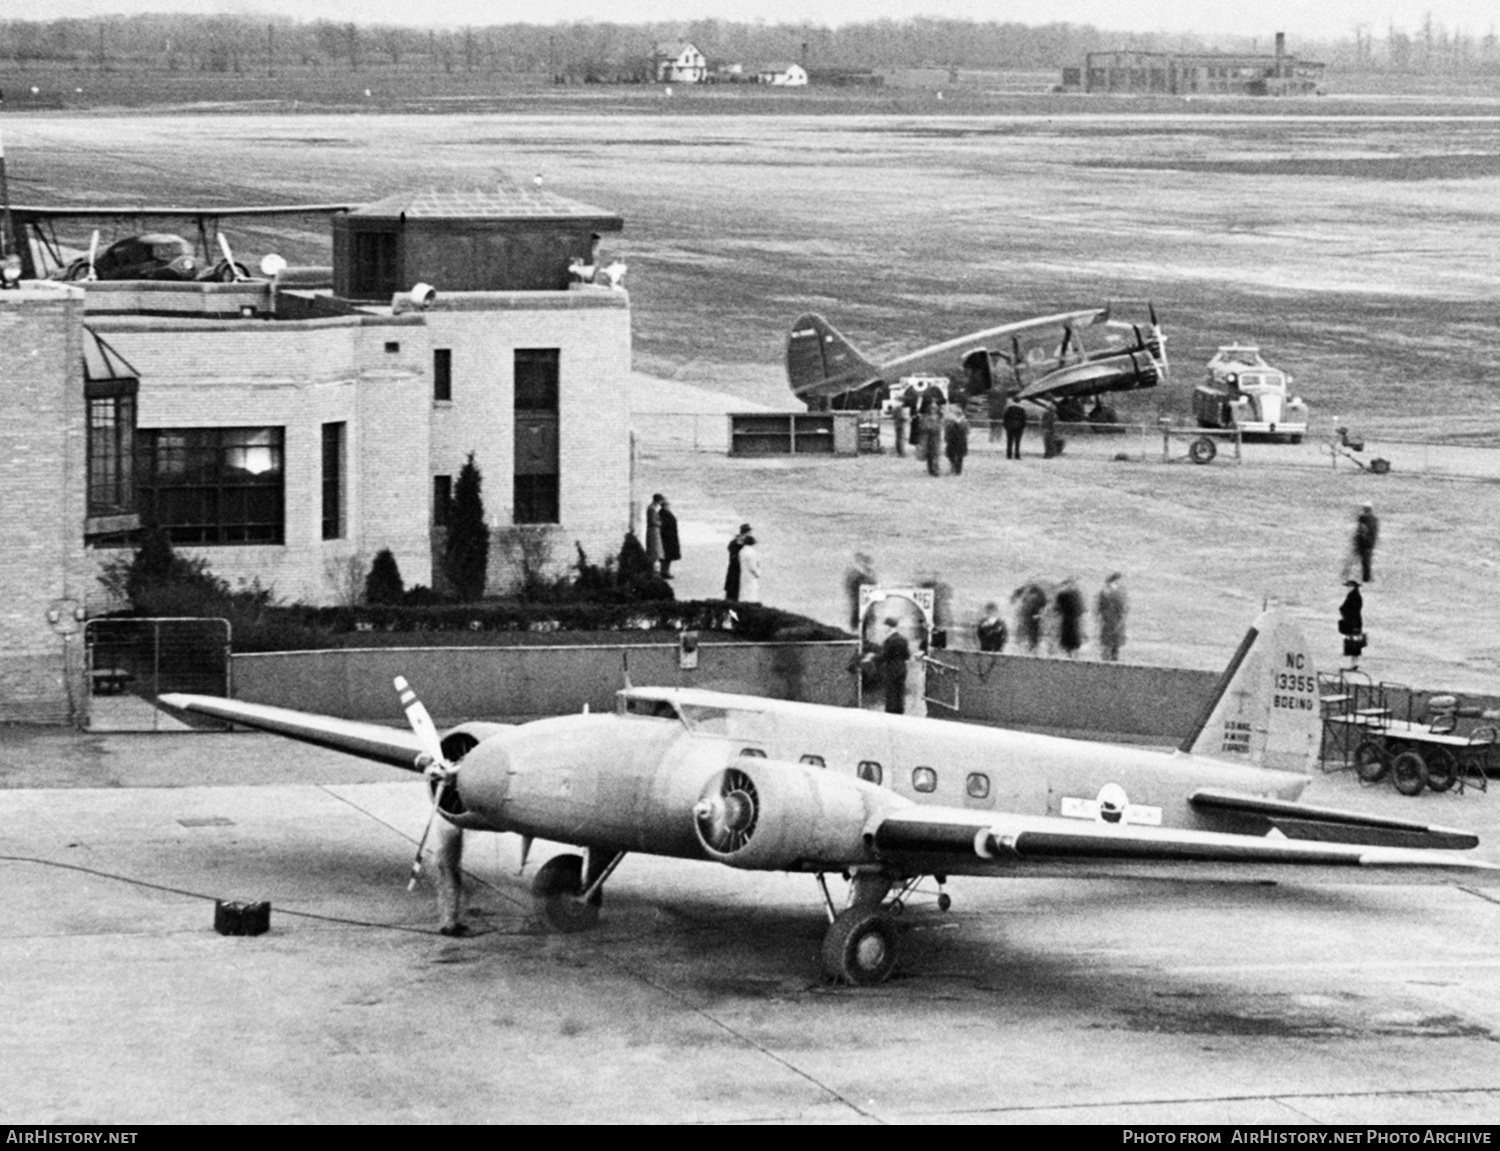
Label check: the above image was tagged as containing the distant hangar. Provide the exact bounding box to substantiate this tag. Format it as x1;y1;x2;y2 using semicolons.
1061;32;1325;97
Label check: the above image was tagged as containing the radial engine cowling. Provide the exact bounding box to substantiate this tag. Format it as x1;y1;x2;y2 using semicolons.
693;757;881;871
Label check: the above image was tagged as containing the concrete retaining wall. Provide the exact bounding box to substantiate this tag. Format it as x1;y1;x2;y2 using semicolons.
232;641;860;721
935;651;1219;743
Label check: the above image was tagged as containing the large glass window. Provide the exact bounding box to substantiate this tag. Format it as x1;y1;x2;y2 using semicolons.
137;427;284;545
87;389;137;519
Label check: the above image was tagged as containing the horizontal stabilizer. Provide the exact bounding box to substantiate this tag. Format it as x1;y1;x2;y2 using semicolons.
1190;788;1479;851
158;693;427;772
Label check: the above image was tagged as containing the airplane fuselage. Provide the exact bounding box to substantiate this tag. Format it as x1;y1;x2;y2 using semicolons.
444;698;1309;875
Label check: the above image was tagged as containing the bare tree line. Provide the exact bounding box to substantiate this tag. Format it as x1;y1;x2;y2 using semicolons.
1;14;1497;77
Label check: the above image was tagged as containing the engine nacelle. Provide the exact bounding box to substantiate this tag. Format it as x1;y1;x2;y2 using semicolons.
693;757;883;871
437;722;515;831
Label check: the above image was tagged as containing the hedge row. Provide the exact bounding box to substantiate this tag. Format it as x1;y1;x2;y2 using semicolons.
227;599;849;653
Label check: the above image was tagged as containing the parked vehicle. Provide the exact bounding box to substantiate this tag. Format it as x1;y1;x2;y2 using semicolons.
1193;344;1308;442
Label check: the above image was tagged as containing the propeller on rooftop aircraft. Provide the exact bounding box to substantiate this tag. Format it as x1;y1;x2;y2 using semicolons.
84;230;99;282
214;233;250;283
394;675;459;891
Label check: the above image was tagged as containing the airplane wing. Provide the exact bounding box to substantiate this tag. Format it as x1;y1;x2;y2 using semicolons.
10;203;352;219
868;804;1497;877
158;693;428;772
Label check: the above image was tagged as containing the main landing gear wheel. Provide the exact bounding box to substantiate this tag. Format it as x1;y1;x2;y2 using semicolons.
1354;739;1391;783
1391;750;1429;797
822;907;899;986
1188;436;1217;465
531;853;601;933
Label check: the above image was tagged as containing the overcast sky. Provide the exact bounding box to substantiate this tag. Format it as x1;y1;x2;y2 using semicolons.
6;1;1495;42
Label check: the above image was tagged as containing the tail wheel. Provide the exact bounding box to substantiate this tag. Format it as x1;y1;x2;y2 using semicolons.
822;908;898;986
1391;750;1429;797
1189;436;1217;465
1425;748;1459;793
1354;739;1391;783
531;853;601;933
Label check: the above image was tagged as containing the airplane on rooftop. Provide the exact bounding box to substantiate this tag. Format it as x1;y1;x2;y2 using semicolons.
785;303;1168;416
161;608;1496;986
6;201;350;281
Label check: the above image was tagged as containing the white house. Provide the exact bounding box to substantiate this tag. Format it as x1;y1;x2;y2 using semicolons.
755;62;808;87
654;41;707;83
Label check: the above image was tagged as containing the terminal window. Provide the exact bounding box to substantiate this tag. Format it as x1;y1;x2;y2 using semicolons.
136;426;284;545
513;348;560;524
322;422;346;540
87;388;137;519
433;349;453;402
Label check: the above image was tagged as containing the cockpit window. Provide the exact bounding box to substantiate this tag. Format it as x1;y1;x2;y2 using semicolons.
623;697;680;720
678;703;730;735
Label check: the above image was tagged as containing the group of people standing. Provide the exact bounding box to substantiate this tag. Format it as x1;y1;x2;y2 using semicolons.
893;392;970;476
997;573;1128;661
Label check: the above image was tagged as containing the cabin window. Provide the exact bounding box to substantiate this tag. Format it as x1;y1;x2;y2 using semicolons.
739;748;766;758
911;767;938;793
966;772;991;800
623;697;678;720
857;761;883;785
800;755;825;768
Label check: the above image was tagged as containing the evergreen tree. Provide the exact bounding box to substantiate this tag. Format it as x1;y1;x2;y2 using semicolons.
364;548;405;605
445;451;489;601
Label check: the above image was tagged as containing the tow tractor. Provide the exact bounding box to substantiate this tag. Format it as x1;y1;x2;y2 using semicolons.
1193;344;1308;442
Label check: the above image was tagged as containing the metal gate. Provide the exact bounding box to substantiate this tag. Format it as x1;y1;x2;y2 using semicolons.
82;617;231;731
923;655;960;713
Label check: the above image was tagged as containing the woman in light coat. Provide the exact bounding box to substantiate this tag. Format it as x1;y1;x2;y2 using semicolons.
737;535;762;603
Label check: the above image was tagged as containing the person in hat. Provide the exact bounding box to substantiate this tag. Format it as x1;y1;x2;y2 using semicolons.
1338;579;1366;666
658;497;681;579
723;523;750;601
873;615;912;714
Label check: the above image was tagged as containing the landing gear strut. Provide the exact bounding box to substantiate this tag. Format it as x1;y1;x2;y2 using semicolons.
818;872;954;985
531;849;625;933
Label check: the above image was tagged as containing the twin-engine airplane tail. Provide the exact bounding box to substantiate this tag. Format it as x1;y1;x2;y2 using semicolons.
1179;607;1323;774
785;313;882;403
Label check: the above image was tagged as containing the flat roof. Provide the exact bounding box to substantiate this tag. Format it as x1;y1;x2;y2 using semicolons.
351;186;622;229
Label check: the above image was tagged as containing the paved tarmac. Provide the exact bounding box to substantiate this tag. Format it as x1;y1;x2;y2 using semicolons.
4;726;1500;1125
6;377;1499;1125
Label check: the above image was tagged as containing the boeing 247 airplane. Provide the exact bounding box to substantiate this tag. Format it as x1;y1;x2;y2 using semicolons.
161;609;1495;985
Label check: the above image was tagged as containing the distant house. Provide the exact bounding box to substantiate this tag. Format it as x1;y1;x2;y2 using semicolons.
754;62;808;87
653;41;707;84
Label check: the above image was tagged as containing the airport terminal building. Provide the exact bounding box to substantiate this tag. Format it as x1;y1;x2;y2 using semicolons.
0;184;634;722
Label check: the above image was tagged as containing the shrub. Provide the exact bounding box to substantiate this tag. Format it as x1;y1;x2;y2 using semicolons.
445;451;489;601
364;548;405;606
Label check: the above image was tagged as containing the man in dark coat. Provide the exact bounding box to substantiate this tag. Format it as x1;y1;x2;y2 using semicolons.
1055;578;1085;658
1352;502;1379;582
1012;581;1048;653
873;619;911;714
724;523;750;601
658;498;681;578
1002;400;1028;459
944;408;970;475
1339;579;1366;664
976;602;1008;652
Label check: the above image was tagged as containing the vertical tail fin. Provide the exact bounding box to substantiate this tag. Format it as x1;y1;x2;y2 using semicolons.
785;313;881;403
1178;608;1321;773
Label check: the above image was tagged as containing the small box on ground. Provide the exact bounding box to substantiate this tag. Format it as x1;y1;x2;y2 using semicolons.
214;899;271;936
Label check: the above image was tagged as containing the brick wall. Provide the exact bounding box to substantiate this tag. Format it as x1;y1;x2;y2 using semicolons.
0;288;89;722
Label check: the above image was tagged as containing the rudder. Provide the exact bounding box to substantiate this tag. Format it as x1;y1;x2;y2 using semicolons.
785;313;880;402
1178;608;1322;774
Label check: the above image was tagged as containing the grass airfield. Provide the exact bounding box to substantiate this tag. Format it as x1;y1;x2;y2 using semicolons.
6;97;1498;689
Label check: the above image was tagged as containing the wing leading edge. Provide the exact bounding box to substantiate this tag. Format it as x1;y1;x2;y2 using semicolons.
158;693;427;772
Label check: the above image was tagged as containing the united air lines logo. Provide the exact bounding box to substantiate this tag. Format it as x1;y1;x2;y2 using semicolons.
1060;784;1162;826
